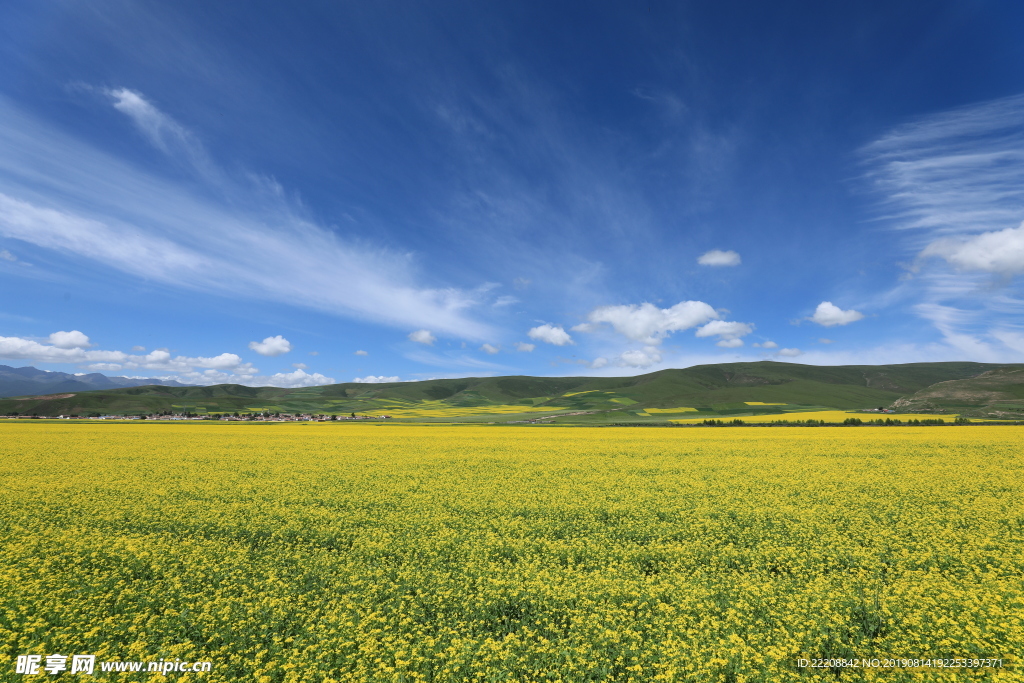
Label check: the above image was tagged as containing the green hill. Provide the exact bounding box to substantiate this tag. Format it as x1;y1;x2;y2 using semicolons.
2;361;1018;421
892;366;1024;419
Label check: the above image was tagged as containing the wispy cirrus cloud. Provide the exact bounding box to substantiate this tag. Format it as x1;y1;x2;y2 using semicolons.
864;93;1024;359
864;93;1024;239
105;87;222;183
0;94;495;341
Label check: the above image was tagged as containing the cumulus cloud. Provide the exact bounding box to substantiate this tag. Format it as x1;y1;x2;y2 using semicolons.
354;349;368;356
134;349;257;374
48;330;92;349
809;301;864;327
527;324;574;346
921;222;1024;276
752;341;778;349
0;334;258;377
589;357;609;369
777;348;802;357
480;343;500;354
131;345;146;352
619;346;663;368
0;336;125;364
694;320;754;344
292;362;307;369
582;301;718;344
254;368;334;388
353;375;400;383
697;249;741;267
514;342;535;352
408;329;437;345
248;335;292;356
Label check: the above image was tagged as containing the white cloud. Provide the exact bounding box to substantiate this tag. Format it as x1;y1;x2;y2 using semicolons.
697;249;741;267
292;362;307;369
618;346;663;368
716;338;744;348
130;349;257;374
777;348;802;357
864;93;1024;238
921;222;1024;276
809;301;864;327
354;350;368;356
527;324;574;346
864;94;1024;345
480;343;500;354
409;329;437;345
0;336;125;364
912;303;1004;362
993;330;1024;354
171;367;334;388
255;368;334;388
818;338;835;344
0;249;16;262
752;341;778;349
83;363;122;372
589;357;609;369
353;375;400;383
694;320;754;341
131;345;146;352
0;334;258;377
106;88;218;181
514;342;535;352
0;96;495;341
48;330;92;349
582;301;718;344
248;335;292;357
493;295;518;307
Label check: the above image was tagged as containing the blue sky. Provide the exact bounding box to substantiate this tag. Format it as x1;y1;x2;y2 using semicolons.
3;1;1024;387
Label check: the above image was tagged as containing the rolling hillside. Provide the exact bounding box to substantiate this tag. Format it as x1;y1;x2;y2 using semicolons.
892;366;1024;419
2;361;1018;422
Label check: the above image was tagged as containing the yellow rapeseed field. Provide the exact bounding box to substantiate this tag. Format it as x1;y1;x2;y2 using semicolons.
670;411;960;424
2;423;1021;682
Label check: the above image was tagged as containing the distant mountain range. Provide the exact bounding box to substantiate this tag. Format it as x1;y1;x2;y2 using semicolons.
0;364;194;398
3;361;1023;420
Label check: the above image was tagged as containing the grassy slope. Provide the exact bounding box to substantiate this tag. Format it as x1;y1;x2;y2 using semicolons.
893;366;1024;418
1;361;1017;419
